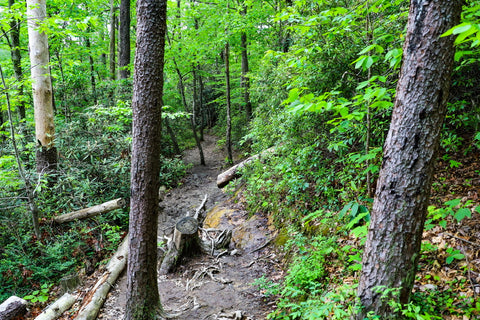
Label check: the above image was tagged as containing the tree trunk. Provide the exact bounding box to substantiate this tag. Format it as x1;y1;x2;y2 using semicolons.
8;0;26;120
119;0;130;79
27;0;57;175
53;198;126;223
174;62;205;166
86;37;98;104
125;0;167;317
0;296;27;320
224;41;233;165
164;118;181;155
356;1;463;318
240;6;252;120
109;0;117;80
198;65;205;141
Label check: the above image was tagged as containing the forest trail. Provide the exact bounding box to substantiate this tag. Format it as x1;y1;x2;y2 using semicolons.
99;135;276;320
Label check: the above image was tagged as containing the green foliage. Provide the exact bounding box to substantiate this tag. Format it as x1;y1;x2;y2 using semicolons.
425;198;474;230
23;283;52;304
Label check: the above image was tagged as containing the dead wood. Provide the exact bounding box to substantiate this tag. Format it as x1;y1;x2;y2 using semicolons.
35;293;76;320
0;296;27;320
159;216;200;275
74;236;128;320
54;198;126;223
216;147;275;188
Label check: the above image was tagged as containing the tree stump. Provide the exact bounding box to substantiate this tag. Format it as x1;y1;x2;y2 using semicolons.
159;217;199;275
0;296;27;320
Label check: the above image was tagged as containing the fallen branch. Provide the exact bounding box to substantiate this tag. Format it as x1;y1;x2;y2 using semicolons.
216;147;275;188
35;293;76;320
74;236;129;320
54;198;126;224
0;296;27;320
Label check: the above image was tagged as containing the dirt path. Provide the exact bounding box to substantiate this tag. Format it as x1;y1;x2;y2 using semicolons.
99;135;277;320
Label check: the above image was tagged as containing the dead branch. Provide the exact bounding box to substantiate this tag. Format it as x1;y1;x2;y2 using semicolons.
54;198;126;223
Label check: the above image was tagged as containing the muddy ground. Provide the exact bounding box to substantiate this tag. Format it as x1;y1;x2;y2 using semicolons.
98;135;279;319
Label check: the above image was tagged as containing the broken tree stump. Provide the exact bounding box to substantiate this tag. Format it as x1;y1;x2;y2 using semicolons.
0;296;27;320
216;147;275;188
54;198;126;223
159;217;200;275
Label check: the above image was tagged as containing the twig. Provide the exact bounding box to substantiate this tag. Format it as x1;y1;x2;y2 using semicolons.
445;233;480;248
249;238;272;253
459;245;477;298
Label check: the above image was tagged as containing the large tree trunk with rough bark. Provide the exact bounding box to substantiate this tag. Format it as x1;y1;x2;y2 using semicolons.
27;0;57;175
356;1;463;318
125;0;167;318
119;0;130;79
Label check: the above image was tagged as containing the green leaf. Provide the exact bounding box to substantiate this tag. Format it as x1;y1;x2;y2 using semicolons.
454;208;471;222
38;295;49;302
445;198;461;207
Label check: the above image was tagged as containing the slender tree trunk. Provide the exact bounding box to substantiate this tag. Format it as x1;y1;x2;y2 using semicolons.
1;65;41;238
100;25;107;79
224;41;233;164
240;6;252;120
9;0;26;120
86;37;98;104
164;118;181;155
27;0;57;175
356;1;463;318
54;50;69;120
198;66;205;141
174;64;205;166
119;0;131;79
125;0;167;318
109;0;117;80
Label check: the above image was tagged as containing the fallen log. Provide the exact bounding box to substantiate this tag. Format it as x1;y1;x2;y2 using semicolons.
35;293;76;320
0;296;27;320
216;147;275;188
74;236;128;320
54;198;126;223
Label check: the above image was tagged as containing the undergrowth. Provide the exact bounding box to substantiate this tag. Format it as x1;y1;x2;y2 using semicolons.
0;104;191;302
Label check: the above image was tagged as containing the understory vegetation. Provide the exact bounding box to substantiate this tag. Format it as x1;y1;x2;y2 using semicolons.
1;0;480;318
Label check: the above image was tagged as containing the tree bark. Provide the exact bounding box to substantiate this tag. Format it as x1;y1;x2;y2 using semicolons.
164;118;181;155
27;0;57;175
86;37;98;104
356;1;463;318
8;0;26;120
224;41;233;165
53;198;126;223
109;0;117;80
119;0;131;79
240;6;252;120
0;296;27;320
125;0;167;317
